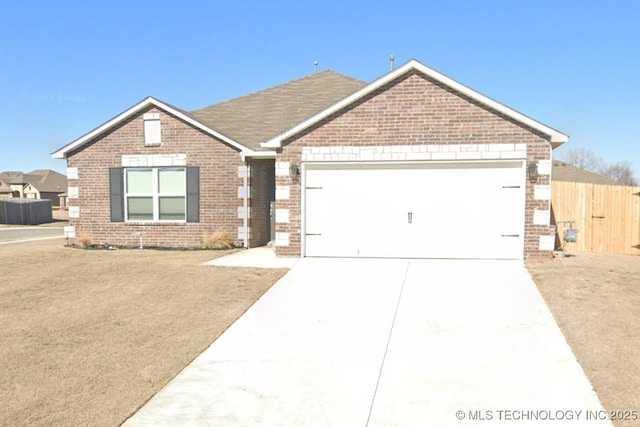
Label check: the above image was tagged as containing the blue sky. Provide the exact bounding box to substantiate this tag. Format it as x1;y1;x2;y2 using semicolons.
1;0;638;176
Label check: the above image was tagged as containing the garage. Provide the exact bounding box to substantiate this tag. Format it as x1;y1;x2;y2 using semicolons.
303;161;525;259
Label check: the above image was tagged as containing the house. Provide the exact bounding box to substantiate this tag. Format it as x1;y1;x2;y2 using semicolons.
23;169;68;207
0;171;28;198
52;59;568;259
0;170;67;207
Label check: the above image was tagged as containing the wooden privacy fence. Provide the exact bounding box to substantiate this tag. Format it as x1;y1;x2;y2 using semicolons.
552;181;640;255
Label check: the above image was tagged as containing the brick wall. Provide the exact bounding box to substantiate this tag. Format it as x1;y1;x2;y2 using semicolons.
275;71;555;259
66;107;245;248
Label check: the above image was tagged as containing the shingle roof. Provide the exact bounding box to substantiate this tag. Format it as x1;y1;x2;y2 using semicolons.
189;70;366;150
552;160;618;185
0;171;27;184
25;169;67;192
0;180;12;193
0;170;67;193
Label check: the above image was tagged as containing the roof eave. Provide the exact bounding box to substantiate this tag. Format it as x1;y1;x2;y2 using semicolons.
52;97;255;159
261;59;569;149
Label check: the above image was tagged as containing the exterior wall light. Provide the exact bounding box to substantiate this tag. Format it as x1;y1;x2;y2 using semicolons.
289;163;300;179
528;161;539;183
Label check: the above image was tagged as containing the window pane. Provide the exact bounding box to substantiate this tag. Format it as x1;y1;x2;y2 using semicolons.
159;197;185;220
127;197;153;220
159;168;186;194
126;169;153;193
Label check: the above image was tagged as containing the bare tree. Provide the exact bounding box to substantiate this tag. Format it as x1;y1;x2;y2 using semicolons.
600;161;638;186
561;148;604;172
561;147;638;185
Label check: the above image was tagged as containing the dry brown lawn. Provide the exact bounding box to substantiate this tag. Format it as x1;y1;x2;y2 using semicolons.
529;251;640;426
0;239;287;426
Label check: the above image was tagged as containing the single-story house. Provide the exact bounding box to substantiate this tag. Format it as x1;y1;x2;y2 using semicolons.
22;169;68;207
0;170;67;207
52;59;568;260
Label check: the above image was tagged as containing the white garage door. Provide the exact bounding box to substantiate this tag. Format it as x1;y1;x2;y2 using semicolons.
303;161;525;259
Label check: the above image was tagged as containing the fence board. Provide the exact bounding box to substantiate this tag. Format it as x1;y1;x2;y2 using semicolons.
552;181;640;255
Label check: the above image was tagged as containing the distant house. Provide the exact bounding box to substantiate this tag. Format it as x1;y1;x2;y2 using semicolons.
551;160;618;185
0;170;67;207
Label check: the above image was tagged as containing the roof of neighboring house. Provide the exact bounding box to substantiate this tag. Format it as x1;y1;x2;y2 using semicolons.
0;170;67;193
552;160;618;185
0;180;13;193
189;70;365;150
263;59;569;148
0;171;27;184
25;169;67;193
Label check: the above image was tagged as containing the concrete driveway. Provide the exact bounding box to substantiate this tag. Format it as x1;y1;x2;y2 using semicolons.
123;258;611;426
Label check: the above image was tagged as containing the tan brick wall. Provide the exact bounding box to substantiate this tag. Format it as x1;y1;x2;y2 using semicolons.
275;71;555;260
66;107;245;248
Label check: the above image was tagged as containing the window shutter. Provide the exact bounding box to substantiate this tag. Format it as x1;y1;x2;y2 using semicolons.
186;167;199;222
109;168;124;222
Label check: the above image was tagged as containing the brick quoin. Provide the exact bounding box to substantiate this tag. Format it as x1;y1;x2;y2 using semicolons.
66;107;245;248
275;71;555;260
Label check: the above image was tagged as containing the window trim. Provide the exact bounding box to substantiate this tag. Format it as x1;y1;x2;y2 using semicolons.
123;167;187;223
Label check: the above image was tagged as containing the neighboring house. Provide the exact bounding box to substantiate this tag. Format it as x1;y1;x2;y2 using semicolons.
551;160;618;185
0;170;67;207
0;180;13;198
0;171;28;198
23;169;68;207
52;59;568;260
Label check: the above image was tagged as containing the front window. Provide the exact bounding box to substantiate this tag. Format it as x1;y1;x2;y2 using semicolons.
124;167;186;221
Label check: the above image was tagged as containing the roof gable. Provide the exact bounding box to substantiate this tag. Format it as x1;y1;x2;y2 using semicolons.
262;59;568;148
25;169;68;192
189;70;365;150
52;97;251;159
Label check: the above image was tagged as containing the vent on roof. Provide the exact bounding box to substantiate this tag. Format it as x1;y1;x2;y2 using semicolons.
389;54;395;71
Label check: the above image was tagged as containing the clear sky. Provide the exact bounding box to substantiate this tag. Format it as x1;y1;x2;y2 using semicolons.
1;0;638;177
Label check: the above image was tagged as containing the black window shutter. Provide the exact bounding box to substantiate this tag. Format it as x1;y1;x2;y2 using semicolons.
186;167;199;222
109;168;124;222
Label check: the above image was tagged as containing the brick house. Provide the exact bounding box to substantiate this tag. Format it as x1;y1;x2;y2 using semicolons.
52;59;567;259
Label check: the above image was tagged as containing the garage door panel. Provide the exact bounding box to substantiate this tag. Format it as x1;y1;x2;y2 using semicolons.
304;162;525;259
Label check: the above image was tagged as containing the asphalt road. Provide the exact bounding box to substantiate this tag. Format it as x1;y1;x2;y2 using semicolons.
0;227;64;243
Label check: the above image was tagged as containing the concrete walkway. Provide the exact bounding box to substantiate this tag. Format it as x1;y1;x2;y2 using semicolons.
203;246;299;269
123;258;611;427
